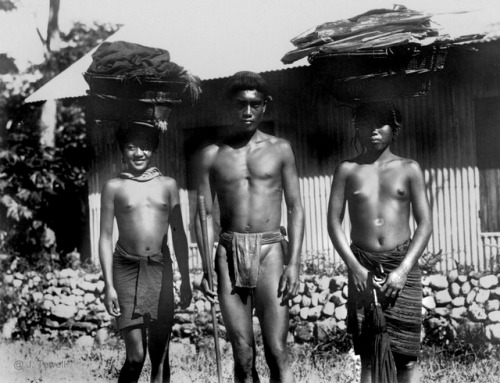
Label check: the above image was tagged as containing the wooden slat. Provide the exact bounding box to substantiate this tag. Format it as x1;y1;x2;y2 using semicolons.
470;166;481;271
448;165;458;271
460;167;471;267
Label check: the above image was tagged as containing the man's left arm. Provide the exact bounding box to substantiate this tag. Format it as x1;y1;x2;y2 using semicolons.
168;179;192;309
381;161;433;297
279;141;305;302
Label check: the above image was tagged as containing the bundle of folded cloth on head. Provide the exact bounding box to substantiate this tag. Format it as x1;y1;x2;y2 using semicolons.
84;40;201;131
282;5;482;101
282;4;481;66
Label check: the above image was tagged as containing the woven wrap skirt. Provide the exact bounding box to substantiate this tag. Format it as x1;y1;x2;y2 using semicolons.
113;243;174;330
347;240;422;357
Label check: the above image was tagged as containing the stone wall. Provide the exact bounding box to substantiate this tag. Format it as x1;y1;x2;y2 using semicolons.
287;271;500;345
1;268;500;347
421;271;500;344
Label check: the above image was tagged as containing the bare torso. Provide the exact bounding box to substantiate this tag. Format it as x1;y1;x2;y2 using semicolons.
345;156;413;251
209;132;285;233
112;177;172;255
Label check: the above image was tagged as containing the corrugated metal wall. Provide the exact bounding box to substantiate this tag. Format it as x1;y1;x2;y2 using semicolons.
87;42;500;272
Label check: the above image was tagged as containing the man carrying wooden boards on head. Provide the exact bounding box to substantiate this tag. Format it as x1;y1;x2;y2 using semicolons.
195;71;305;383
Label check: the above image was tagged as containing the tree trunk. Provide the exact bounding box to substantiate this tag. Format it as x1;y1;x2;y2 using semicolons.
39;0;61;148
47;0;61;52
39;99;57;147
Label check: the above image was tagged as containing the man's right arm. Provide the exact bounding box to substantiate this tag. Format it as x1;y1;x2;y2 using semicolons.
327;163;369;293
194;147;217;300
279;140;305;301
98;181;120;316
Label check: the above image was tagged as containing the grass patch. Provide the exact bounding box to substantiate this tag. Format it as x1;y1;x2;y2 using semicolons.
1;337;499;382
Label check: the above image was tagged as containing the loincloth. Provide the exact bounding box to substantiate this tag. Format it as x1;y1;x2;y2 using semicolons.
218;228;285;288
112;243;173;330
347;239;422;357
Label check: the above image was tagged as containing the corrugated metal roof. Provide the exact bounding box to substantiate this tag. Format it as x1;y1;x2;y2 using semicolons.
24;0;500;103
24;0;322;103
456;22;500;44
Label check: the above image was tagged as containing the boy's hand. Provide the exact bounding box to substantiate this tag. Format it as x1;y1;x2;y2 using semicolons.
200;275;217;304
278;264;300;304
379;268;407;299
351;266;370;294
179;280;193;309
104;287;121;317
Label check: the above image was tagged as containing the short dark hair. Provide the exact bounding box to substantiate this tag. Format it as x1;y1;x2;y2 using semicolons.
223;71;271;100
353;101;402;137
116;121;160;152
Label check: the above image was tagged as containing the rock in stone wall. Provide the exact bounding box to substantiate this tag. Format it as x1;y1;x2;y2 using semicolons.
422;271;500;346
2;267;500;348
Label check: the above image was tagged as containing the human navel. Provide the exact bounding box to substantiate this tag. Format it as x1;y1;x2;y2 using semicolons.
245;225;251;232
374;218;384;226
397;189;405;196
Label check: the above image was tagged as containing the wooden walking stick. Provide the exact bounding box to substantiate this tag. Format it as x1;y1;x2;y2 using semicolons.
198;195;223;383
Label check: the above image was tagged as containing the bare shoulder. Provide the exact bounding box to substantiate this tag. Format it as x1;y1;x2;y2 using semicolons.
198;143;220;165
395;157;424;174
335;159;359;175
264;133;288;146
157;175;179;188
201;143;220;157
100;178;124;205
266;135;295;158
102;177;123;193
157;176;178;192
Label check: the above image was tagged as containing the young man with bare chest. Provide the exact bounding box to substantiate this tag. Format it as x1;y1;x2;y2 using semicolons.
99;123;192;383
195;71;305;383
327;102;432;383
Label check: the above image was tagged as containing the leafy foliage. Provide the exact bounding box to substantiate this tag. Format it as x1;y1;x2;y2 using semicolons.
301;250;349;277
422;312;500;363
422;312;456;348
0;0;17;12
0;103;77;266
312;328;353;357
36;22;120;81
0;270;47;340
419;250;444;275
0;21;119;270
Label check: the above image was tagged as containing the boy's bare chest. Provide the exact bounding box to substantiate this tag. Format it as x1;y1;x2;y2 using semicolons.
212;147;281;183
348;167;409;201
115;182;169;211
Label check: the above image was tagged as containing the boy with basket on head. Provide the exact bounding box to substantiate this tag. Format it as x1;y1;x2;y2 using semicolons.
99;122;192;383
327;101;432;383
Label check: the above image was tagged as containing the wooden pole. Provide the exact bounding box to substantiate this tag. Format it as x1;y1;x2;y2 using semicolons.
198;195;223;383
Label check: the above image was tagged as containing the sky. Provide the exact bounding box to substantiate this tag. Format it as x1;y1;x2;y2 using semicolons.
1;0;499;73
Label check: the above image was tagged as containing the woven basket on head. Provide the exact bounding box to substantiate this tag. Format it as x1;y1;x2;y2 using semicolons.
326;73;433;102
310;45;447;101
310;45;448;79
84;73;187;126
87;93;179;122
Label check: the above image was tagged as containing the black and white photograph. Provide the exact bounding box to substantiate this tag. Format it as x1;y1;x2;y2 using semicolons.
1;1;499;382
